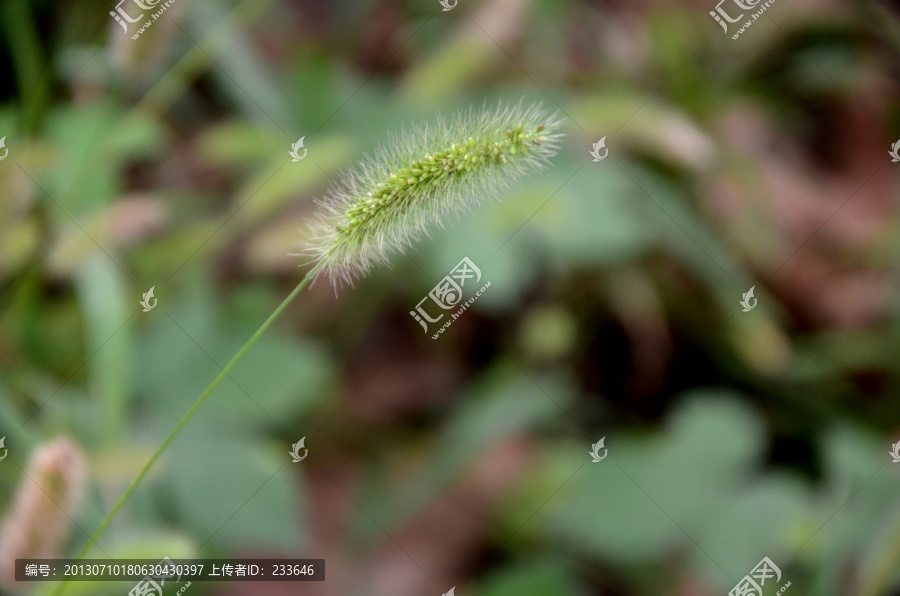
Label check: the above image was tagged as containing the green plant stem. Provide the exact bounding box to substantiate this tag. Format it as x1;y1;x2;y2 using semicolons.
52;263;324;596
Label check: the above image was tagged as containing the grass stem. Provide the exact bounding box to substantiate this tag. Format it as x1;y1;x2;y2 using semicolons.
51;262;323;596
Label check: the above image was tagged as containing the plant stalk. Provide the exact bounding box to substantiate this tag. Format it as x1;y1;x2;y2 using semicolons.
51;263;323;596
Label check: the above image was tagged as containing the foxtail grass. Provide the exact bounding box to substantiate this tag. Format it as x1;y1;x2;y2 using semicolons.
303;101;562;283
53;101;561;595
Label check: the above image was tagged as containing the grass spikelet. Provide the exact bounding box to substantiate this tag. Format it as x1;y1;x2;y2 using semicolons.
60;103;562;594
303;101;563;283
0;437;85;590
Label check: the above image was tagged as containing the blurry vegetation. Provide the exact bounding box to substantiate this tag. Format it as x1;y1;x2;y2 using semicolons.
1;0;900;595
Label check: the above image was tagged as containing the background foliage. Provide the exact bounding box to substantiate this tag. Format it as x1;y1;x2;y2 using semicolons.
1;0;900;594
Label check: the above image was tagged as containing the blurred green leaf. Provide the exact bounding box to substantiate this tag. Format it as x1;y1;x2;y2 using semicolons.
43;105;161;216
162;425;305;552
74;256;133;443
133;278;334;429
477;558;581;596
544;393;766;565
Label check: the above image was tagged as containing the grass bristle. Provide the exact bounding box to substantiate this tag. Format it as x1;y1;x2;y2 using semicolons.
299;101;563;284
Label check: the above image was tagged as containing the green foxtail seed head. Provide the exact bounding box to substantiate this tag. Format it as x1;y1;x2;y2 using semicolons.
301;101;563;284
